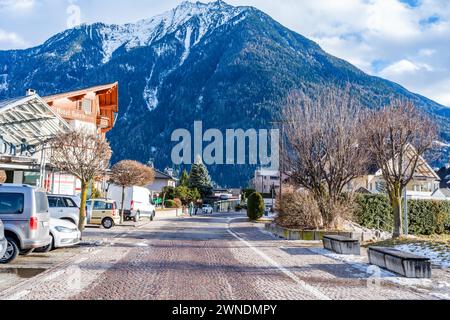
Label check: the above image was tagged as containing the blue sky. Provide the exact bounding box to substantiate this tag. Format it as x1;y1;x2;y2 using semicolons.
0;0;449;107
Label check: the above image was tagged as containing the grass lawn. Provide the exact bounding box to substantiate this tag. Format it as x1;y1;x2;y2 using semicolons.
365;234;450;248
365;234;450;268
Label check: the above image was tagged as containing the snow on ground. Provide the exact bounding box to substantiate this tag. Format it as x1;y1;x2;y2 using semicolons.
395;243;450;268
309;247;450;299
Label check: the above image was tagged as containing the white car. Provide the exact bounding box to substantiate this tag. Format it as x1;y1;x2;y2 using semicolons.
202;204;213;214
0;219;6;259
107;185;156;222
47;194;81;227
35;218;81;252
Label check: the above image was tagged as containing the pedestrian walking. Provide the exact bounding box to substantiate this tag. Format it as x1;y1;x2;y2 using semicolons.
189;202;194;217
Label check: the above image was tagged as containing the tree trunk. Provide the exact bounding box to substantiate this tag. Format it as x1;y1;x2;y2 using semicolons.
120;186;125;224
390;183;403;238
79;181;89;232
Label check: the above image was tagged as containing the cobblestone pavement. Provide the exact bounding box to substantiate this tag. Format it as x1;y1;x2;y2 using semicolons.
0;212;448;300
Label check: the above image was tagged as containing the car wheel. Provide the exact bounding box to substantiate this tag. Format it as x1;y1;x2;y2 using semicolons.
19;248;34;256
0;237;19;264
102;218;114;229
35;235;54;253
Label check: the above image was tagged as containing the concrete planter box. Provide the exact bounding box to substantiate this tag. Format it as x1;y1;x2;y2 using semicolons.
265;223;364;241
368;247;432;278
323;235;361;255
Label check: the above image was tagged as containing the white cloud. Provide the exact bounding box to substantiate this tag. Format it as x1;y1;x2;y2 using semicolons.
0;0;35;11
0;29;26;47
380;59;433;77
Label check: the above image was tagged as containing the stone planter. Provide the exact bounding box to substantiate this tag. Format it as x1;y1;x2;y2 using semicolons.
265;223;364;241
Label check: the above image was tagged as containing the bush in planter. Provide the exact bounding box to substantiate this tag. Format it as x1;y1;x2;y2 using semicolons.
275;188;323;230
247;192;265;221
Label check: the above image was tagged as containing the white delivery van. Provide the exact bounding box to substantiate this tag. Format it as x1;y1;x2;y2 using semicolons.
107;185;156;222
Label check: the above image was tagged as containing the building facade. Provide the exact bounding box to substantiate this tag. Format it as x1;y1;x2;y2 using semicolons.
0;83;119;196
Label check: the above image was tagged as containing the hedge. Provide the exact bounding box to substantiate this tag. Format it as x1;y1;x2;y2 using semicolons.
247;192;265;221
354;194;450;235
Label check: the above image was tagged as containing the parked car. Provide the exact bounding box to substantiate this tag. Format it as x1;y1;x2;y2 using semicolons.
202;204;213;214
86;199;120;229
0;219;6;259
47;194;81;227
0;184;51;264
107;185;156;222
35;218;81;252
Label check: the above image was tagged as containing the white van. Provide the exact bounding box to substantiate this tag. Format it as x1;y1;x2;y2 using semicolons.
107;185;156;222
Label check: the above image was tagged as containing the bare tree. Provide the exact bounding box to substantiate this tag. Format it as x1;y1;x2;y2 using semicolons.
363;100;438;238
0;170;6;183
50;130;112;231
109;160;155;223
283;89;368;228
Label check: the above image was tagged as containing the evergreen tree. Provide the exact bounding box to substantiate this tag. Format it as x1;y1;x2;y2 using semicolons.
179;170;189;187
189;156;213;199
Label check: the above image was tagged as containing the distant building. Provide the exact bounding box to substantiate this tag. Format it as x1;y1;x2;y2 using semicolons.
147;169;177;194
253;169;288;194
349;145;441;200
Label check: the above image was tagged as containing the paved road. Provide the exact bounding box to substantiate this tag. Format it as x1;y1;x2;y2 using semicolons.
0;212;448;300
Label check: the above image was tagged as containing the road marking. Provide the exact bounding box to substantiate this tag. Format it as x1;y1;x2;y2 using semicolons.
7;289;30;300
227;218;331;300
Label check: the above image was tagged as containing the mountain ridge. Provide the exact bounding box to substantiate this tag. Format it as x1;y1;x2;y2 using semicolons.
0;0;448;186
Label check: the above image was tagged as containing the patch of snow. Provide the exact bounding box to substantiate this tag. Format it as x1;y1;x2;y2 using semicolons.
395;243;450;268
143;64;159;112
143;87;159;112
95;1;248;63
310;247;450;298
180;25;193;65
0;74;8;91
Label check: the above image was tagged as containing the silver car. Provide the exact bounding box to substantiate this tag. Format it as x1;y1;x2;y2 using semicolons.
0;184;52;264
0;219;6;258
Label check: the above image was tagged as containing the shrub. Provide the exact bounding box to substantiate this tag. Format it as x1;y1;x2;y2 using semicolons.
354;194;393;232
247;192;265;221
354;194;450;235
164;200;177;208
165;198;182;209
275;189;323;230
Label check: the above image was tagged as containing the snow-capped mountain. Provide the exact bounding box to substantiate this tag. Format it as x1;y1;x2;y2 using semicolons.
0;0;449;186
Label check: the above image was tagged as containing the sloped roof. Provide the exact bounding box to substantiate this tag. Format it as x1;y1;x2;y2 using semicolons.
43;82;118;101
0;94;71;146
154;169;175;180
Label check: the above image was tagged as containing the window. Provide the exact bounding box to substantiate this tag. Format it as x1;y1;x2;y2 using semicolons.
105;203;114;210
35;192;49;213
82;99;93;115
23;172;40;186
48;197;65;208
0;193;24;215
63;198;78;208
93;201;106;210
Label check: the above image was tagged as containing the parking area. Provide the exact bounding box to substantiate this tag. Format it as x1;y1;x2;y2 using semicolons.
0;219;154;293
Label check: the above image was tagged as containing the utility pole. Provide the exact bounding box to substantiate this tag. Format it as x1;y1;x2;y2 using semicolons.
404;186;409;236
